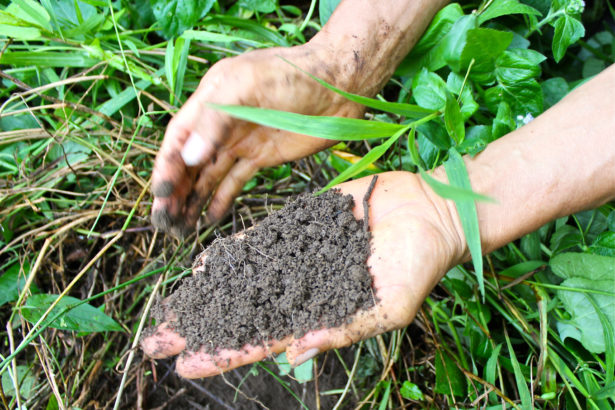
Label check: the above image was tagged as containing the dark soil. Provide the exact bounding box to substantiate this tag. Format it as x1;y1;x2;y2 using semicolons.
156;189;374;353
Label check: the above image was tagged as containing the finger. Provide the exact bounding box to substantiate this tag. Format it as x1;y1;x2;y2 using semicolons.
176;337;290;379
206;158;258;223
286;309;385;367
182;150;239;228
141;322;186;359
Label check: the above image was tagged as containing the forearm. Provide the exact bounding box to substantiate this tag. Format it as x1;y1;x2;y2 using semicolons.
453;64;615;256
309;0;449;96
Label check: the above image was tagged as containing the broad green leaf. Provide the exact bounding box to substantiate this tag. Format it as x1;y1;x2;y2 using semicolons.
458;28;513;82
446;72;478;120
505;331;532;408
400;381;424;401
492;101;514;139
398;12;476;77
21;294;123;332
239;0;277;13
478;0;541;25
412;3;464;55
499;260;545;278
442;14;479;71
495;49;546;83
457;125;491;156
0;261;36;307
485;79;543;116
281;58;434;119
319;0;341;25
209;104;406;141
1;365;35;399
417;120;451;150
557;278;615;353
319;126;409;193
151;0;215;38
420;168;494;203
444;148;484;297
551;253;615;353
412;68;448;110
434;350;466;397
552;15;585;62
550;253;615;280
588;232;615;257
542;77;569;109
444;93;465;144
292;358;314;383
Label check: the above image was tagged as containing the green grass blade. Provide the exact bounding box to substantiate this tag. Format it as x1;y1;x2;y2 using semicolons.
485;343;502;403
206;15;290;46
504;329;532;409
592;381;615;400
444;148;485;298
209;104;406;140
182;29;266;46
378;381;392;410
419;169;495;202
318;126;410;193
588;295;614;385
0;50;98;67
280;57;434;119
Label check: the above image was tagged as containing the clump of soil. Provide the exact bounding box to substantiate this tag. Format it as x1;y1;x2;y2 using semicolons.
157;189;374;353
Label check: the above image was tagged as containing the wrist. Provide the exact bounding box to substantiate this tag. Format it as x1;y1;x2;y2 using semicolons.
307;0;449;96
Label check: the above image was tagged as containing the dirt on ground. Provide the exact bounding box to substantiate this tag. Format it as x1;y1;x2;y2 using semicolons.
153;189;374;353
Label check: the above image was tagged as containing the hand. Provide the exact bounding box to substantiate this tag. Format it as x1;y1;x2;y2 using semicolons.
151;43;364;236
141;171;466;378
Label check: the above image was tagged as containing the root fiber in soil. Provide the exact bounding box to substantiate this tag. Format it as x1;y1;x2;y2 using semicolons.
155;189;374;353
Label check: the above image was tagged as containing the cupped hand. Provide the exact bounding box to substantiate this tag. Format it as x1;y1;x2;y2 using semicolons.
141;171;466;378
151;44;364;236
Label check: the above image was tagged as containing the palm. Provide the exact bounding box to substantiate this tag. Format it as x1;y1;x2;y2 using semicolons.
151;45;363;236
142;172;463;378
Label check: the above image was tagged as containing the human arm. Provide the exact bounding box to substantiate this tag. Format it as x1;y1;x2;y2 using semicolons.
150;0;448;236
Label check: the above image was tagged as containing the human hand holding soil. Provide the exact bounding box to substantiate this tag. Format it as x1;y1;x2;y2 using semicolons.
141;171;466;378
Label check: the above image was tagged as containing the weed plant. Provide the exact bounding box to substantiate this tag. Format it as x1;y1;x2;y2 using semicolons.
0;0;614;408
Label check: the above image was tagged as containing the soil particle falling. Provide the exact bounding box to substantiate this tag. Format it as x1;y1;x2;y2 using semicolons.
156;190;374;353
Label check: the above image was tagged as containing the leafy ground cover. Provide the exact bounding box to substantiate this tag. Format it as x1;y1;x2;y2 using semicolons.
0;0;614;408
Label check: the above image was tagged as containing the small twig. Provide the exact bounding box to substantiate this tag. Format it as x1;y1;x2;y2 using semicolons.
362;175;379;234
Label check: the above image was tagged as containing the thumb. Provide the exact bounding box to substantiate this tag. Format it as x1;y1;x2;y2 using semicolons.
286;310;381;367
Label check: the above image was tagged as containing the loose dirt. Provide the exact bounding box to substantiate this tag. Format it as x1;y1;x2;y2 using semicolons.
154;189;374;353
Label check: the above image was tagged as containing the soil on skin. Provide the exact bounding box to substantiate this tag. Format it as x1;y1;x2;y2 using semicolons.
156;190;374;353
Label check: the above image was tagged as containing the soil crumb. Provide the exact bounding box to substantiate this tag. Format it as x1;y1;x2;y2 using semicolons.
157;190;373;353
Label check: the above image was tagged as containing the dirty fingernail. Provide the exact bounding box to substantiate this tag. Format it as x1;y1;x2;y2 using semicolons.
181;131;208;166
292;348;319;367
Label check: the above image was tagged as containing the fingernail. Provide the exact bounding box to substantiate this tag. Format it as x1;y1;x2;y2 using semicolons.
292;348;320;367
181;131;208;166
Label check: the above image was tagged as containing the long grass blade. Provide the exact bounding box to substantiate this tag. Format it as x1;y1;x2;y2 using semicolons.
279;57;433;119
444;148;485;298
318;126;410;193
209;103;406;140
504;329;532;409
